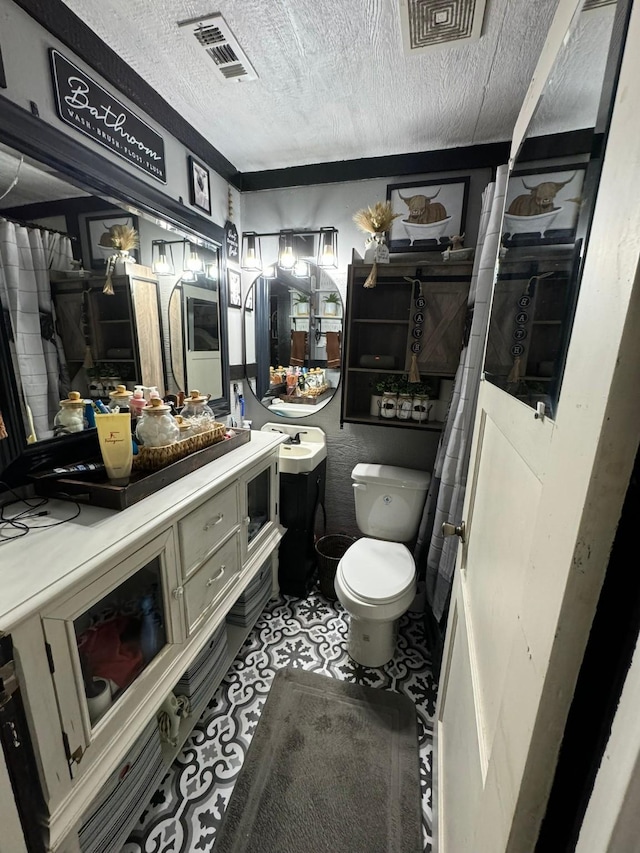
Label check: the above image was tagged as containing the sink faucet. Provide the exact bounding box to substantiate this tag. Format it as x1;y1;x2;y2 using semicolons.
270;427;307;445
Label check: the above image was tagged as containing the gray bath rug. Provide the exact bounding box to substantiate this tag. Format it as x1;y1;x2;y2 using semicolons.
214;666;422;853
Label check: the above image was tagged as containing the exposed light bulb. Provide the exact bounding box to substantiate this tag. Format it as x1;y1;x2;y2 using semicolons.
293;259;309;277
280;247;295;269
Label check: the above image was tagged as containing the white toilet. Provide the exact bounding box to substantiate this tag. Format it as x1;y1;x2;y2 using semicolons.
334;463;431;667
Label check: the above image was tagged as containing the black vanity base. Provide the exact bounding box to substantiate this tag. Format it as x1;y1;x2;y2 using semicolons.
278;460;326;597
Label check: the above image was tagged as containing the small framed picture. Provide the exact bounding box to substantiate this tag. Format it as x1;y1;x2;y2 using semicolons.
228;268;242;309
188;155;211;215
85;213;139;270
502;164;587;247
386;177;470;253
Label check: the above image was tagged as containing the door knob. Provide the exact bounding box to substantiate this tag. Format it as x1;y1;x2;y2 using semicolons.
442;520;466;543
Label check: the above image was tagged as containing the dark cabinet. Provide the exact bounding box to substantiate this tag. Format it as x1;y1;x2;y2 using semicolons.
341;261;472;429
278;459;326;597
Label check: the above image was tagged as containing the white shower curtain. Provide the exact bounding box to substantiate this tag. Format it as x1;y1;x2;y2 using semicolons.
0;219;74;441
414;165;509;624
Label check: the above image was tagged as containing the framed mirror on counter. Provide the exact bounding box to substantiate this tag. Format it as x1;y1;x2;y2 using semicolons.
243;262;342;418
0;130;229;485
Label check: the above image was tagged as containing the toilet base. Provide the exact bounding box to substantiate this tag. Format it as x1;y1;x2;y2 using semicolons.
347;615;398;667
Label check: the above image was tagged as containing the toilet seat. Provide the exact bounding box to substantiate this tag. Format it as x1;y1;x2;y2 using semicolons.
339;538;415;605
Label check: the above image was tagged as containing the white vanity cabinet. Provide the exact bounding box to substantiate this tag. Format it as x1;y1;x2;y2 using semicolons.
0;431;284;853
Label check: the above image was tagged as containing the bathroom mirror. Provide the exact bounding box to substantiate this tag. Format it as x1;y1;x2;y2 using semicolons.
483;0;619;419
166;245;223;399
0;135;229;474
243;262;342;418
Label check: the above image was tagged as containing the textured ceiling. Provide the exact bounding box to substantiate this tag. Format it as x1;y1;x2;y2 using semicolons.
55;0;564;173
0;0;616;207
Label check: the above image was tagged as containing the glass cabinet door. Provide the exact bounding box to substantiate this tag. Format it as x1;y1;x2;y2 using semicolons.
75;557;167;726
247;466;271;545
43;529;181;767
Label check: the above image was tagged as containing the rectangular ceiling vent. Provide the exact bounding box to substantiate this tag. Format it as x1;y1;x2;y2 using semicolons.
177;12;258;82
398;0;487;54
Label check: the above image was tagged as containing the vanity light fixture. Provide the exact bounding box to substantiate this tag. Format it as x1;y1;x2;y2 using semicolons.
184;241;203;273
293;258;309;277
317;227;338;269
278;230;296;270
205;261;219;281
240;227;339;272
241;231;263;271
262;264;277;279
151;240;175;275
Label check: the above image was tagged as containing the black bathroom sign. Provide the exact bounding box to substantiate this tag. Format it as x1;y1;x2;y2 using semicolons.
50;50;166;183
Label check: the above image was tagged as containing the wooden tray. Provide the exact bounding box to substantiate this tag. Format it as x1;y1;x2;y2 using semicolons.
278;388;333;405
33;429;251;511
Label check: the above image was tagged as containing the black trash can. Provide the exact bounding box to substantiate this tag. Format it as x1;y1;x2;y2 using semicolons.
315;534;357;600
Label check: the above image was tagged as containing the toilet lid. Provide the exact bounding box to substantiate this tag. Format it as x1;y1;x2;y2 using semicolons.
340;538;415;605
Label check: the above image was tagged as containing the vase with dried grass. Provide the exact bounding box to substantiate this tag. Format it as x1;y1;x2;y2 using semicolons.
353;202;401;287
100;224;139;295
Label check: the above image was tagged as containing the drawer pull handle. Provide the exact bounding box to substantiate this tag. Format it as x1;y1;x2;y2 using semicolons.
206;565;226;587
203;513;224;531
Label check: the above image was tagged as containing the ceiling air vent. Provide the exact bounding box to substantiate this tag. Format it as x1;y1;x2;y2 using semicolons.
177;12;258;82
398;0;487;54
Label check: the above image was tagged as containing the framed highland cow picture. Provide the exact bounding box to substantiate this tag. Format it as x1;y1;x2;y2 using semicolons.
386;177;470;253
502;163;587;247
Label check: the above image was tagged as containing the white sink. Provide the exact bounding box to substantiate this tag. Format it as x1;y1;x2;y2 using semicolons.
261;423;327;474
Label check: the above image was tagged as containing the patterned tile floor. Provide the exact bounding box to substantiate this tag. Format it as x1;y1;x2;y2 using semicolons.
123;590;437;853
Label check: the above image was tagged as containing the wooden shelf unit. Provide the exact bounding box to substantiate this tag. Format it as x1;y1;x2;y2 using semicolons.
341;261;472;428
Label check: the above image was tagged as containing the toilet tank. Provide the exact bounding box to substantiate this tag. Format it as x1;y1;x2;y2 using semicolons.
352;463;431;542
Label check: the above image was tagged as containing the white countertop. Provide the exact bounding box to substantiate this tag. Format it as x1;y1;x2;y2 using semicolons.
0;430;282;632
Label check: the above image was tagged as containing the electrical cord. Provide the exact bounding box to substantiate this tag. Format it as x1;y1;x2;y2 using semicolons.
0;480;81;544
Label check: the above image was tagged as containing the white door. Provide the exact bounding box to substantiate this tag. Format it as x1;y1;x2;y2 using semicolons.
435;1;640;850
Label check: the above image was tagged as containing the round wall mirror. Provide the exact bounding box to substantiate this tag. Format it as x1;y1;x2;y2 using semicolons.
243;262;342;417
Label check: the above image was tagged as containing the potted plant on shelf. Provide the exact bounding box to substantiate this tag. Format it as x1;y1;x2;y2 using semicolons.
294;293;310;316
409;381;431;423
322;292;340;316
370;375;388;417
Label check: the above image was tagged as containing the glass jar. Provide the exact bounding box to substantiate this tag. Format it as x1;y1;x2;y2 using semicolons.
135;398;179;447
380;391;398;419
180;390;215;433
108;384;133;413
397;393;413;420
54;391;87;435
412;394;430;423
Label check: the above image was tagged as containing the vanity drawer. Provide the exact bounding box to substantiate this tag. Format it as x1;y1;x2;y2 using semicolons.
184;533;241;632
179;481;239;578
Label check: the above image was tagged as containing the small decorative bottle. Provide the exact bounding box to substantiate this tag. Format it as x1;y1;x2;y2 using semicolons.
135;398;180;447
54;391;87;435
139;592;160;665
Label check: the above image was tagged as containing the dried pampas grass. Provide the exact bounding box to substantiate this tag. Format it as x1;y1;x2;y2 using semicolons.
353;201;400;235
108;224;139;252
